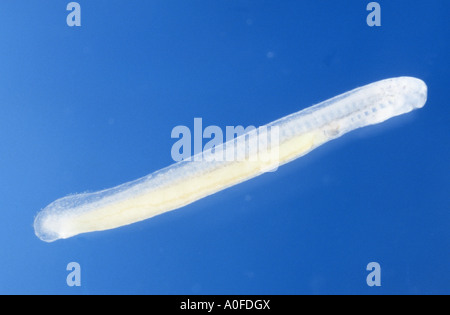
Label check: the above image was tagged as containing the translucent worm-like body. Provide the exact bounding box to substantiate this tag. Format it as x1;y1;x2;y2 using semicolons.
34;77;427;242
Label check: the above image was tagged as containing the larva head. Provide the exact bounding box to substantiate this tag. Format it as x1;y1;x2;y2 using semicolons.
384;77;428;113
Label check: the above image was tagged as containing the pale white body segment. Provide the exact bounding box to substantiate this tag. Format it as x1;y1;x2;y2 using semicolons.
34;77;427;242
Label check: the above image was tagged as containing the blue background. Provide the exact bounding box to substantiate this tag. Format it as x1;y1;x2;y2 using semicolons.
0;1;448;294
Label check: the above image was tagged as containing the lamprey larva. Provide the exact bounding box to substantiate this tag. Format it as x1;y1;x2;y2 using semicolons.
34;77;427;242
